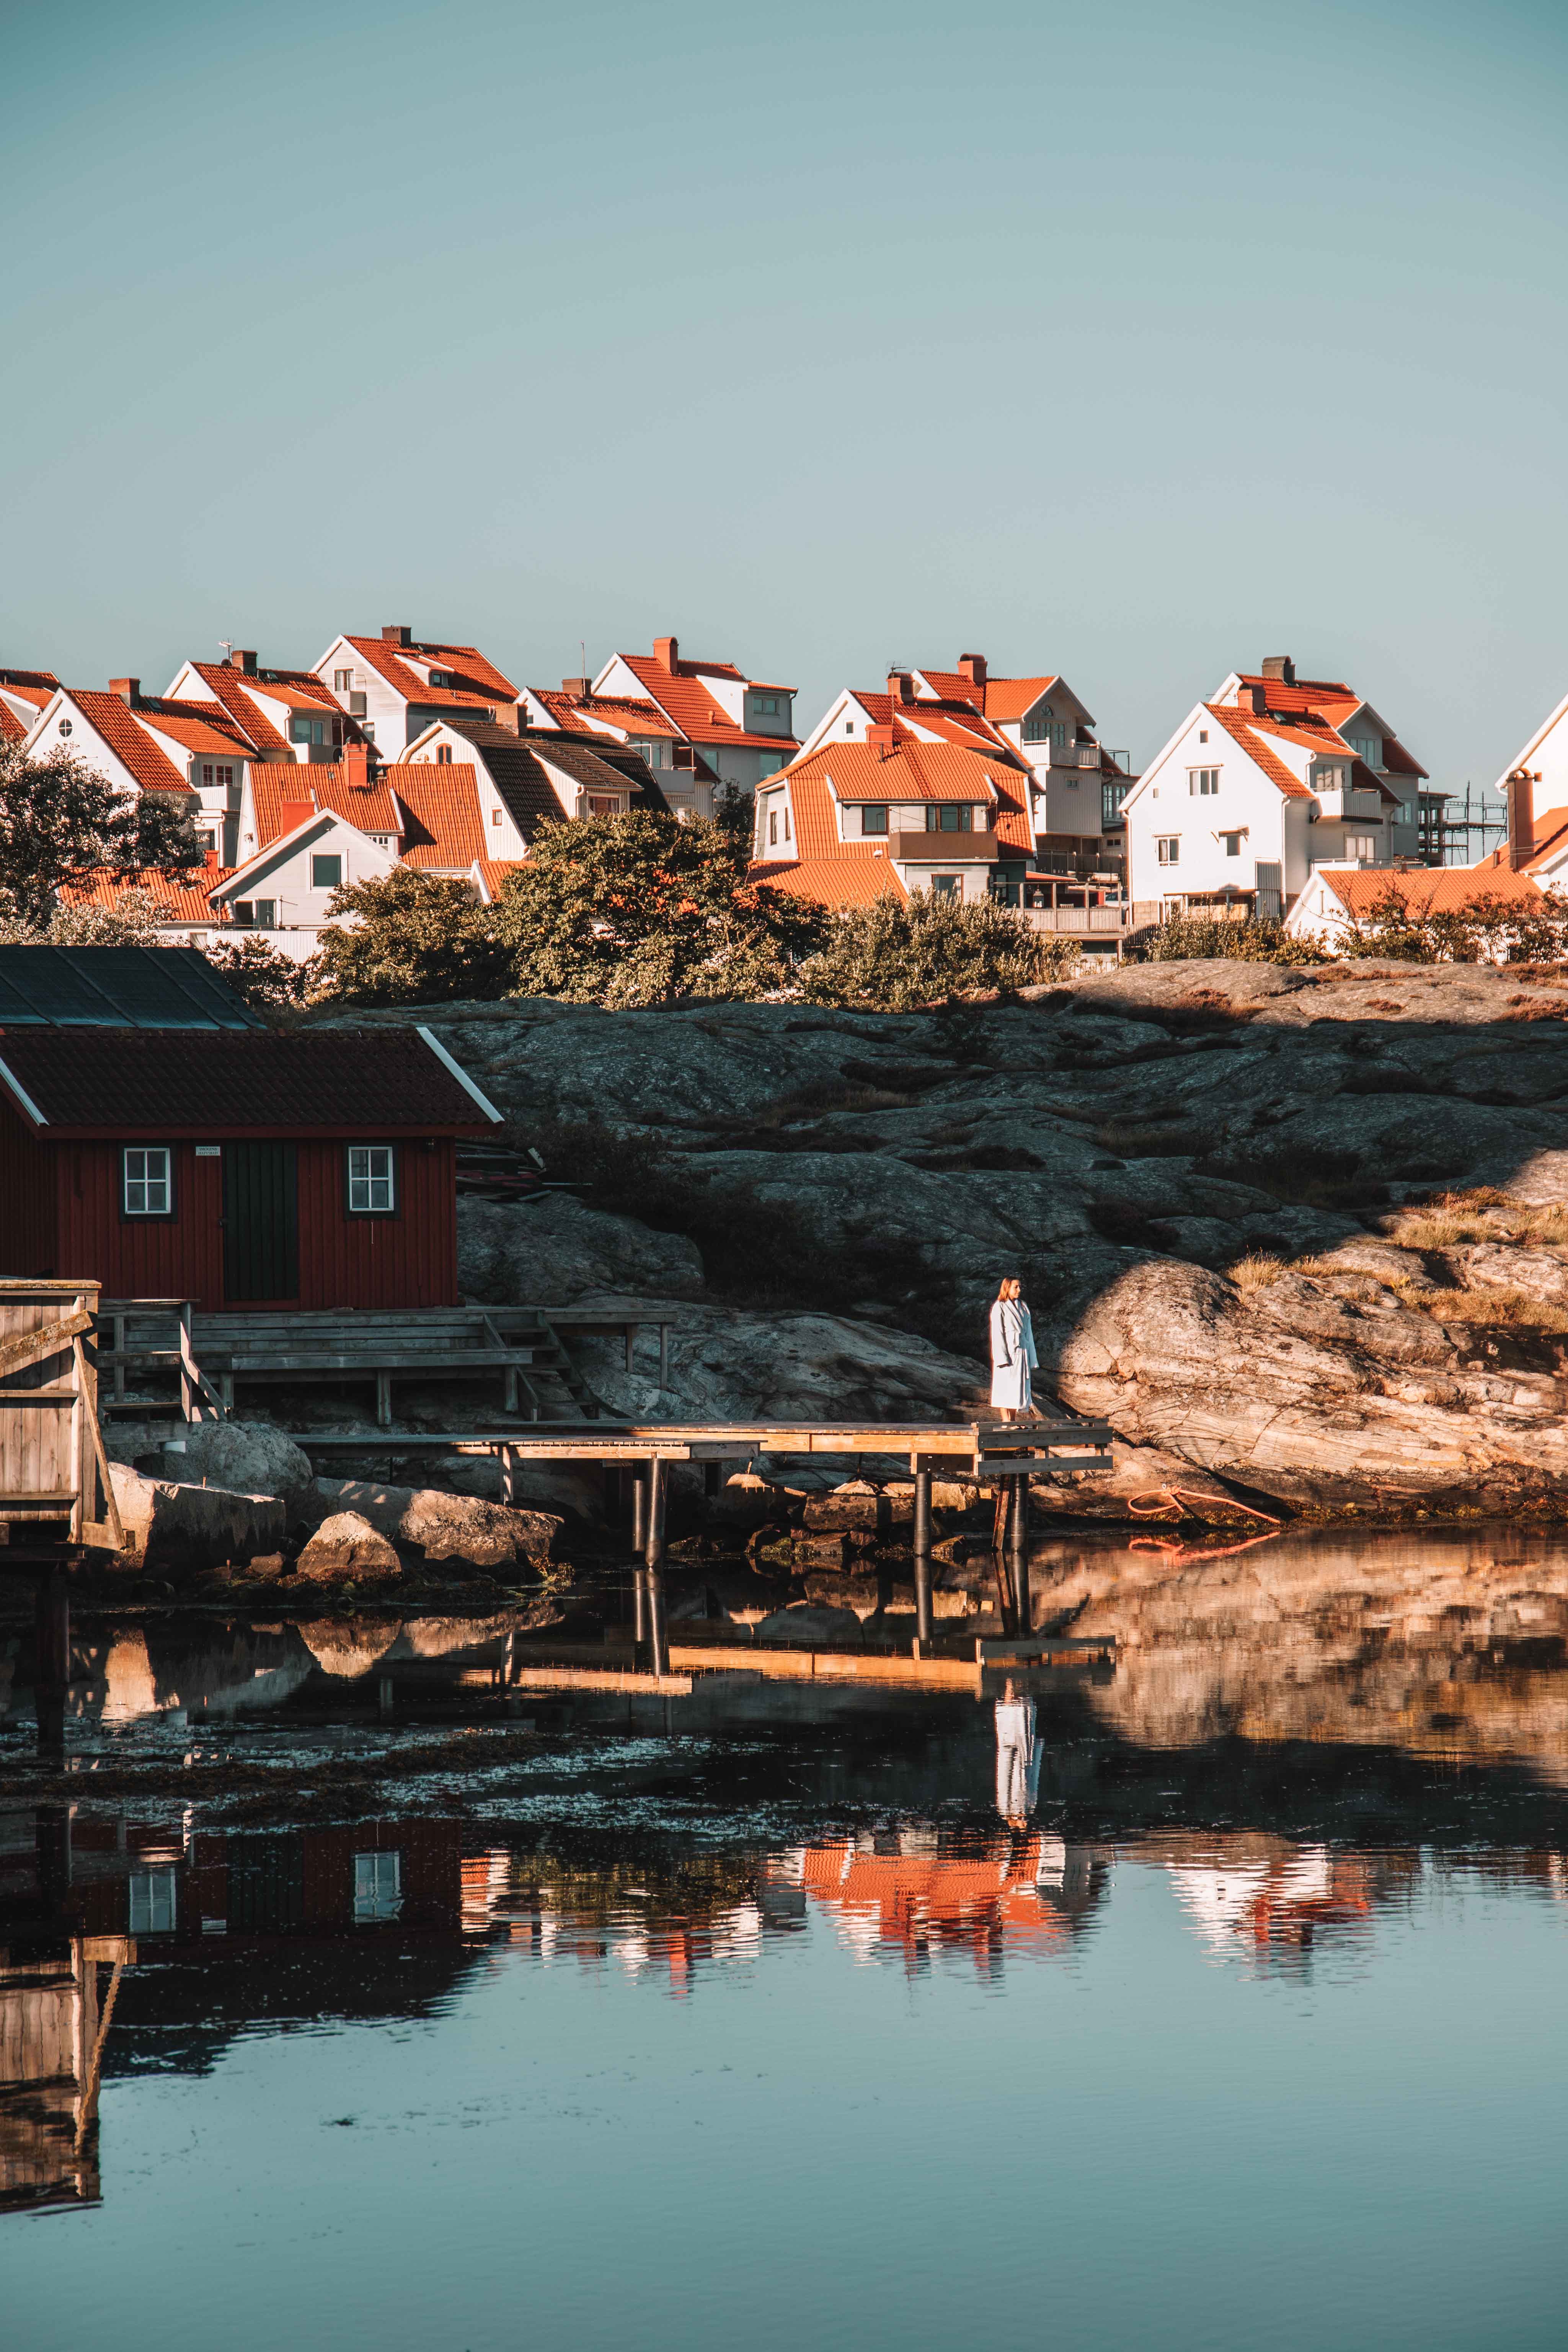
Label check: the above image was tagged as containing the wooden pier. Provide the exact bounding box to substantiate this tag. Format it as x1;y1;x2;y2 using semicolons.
301;1412;1114;1681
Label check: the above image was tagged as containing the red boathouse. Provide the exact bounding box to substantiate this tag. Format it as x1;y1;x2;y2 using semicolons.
0;1014;503;1313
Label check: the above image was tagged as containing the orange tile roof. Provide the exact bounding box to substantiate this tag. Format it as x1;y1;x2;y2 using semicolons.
778;732;1034;863
1203;703;1317;799
190;663;289;751
530;689;682;739
1522;806;1568;872
60;864;236;923
344;635;517;709
137;699;256;760
1210;703;1405;805
1229;676;1428;779
0;701;23;744
384;762;487;868
748;856;907;908
1313;863;1546;916
244;762;396;849
67;692;192;794
618;653;799;751
472;858;525;902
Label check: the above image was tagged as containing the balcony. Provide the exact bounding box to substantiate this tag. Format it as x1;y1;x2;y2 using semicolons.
891;827;1002;863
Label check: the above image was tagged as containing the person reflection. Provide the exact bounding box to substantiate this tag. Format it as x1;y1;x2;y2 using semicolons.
994;1677;1040;1828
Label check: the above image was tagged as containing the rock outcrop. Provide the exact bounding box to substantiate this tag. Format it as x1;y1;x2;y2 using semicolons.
294;1512;404;1583
302;968;1568;1517
108;1463;286;1571
307;1478;560;1569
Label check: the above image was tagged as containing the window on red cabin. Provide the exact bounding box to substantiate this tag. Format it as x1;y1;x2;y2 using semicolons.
123;1146;172;1217
347;1145;396;1214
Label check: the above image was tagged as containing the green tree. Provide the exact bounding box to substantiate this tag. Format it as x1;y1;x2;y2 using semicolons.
204;935;315;1017
312;867;516;1004
1135;912;1326;964
489;812;822;1005
795;890;1074;1009
0;740;202;928
1341;884;1568;964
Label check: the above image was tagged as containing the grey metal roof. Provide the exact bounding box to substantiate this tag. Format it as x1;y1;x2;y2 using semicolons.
0;945;265;1029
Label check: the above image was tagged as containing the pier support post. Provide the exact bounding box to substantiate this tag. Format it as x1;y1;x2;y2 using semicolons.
1011;1476;1031;1635
633;1569;648;1647
912;1468;933;1652
644;1456;669;1679
631;1470;649;1555
35;1570;69;1758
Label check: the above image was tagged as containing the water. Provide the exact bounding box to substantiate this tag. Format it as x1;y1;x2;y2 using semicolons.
4;1521;1568;2351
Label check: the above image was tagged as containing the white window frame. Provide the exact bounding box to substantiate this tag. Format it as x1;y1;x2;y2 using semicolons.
129;1868;178;1935
1156;836;1181;865
353;1851;402;1923
347;1144;395;1216
1188;769;1220;795
311;852;343;891
123;1145;172;1216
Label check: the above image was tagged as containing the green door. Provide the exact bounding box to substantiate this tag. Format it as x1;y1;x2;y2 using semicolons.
222;1143;299;1302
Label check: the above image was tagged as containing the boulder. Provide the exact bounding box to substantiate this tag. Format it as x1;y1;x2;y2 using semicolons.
108;1463;286;1572
803;1482;884;1533
156;1422;317;1516
302;1618;401;1677
294;1512;403;1583
754;1603;865;1645
308;1479;560;1569
458;1192;703;1306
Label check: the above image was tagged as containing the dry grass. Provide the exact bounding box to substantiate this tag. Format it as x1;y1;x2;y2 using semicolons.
1231;1253;1288;1294
1393;1187;1568;1251
1387;1282;1568;1334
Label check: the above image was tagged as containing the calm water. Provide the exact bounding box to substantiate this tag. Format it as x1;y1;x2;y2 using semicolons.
4;1521;1568;2351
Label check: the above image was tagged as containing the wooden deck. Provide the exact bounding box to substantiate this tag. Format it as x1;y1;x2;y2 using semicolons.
478;1415;1114;1479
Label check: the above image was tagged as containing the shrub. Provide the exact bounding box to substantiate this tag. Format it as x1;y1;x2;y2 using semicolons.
1231;1253;1288;1293
796;893;1075;1010
313;868;516;1005
491;812;821;1005
1133;914;1326;965
0;740;202;928
0;888;168;947
1341;885;1568;965
204;936;315;1018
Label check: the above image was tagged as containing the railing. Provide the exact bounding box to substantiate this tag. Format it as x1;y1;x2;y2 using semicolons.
890;828;999;862
1018;900;1159;935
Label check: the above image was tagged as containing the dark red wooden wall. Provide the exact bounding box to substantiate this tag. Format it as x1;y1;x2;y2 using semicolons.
0;1110;460;1309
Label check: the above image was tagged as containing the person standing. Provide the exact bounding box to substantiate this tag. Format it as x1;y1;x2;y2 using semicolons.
994;1677;1040;1827
989;1276;1038;1422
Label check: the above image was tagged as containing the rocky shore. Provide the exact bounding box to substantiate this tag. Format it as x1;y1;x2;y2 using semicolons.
308;958;1568;1524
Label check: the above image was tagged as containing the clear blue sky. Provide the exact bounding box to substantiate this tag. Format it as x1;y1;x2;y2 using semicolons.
4;0;1566;792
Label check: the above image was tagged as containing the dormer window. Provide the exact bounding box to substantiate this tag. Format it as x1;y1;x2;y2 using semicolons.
290;715;326;746
860;805;889;836
751;694;785;716
428;669;454;690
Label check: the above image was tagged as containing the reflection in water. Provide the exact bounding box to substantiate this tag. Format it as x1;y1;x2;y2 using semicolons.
3;1524;1568;2352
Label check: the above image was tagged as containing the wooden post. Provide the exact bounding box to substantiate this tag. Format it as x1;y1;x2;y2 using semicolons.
993;1483;1018;1637
645;1455;669;1678
113;1311;127;1405
375;1372;392;1428
633;1568;648;1649
631;1469;649;1553
178;1302;198;1422
500;1445;517;1507
912;1467;933;1651
1011;1474;1031;1635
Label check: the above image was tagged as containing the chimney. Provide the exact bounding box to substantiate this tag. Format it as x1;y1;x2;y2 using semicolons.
1236;684;1266;715
1260;655;1296;684
279;798;315;834
958;653;987;687
109;677;140;705
382;624;413;646
561;677;592;698
342;742;370;789
866;723;897;757
653;635;679;671
887;670;914;706
492;701;524;734
228;648;257;674
1506;768;1538;872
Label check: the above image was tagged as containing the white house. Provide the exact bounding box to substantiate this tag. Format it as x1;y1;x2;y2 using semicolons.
165;648;353;770
1210;657;1434;861
1121;690;1405;917
798;654;1131;877
548;635;796;818
1286;860;1550;952
0;667;59;743
400;715;667;848
312;625;520;755
21;679;250;852
207;807;401;958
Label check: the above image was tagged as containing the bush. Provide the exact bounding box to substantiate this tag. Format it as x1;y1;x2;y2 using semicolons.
795;893;1075;1010
0;740;201;927
1341;885;1568;965
204;936;315;1018
0;888;169;947
1133;914;1325;964
313;868;516;1005
490;811;821;1006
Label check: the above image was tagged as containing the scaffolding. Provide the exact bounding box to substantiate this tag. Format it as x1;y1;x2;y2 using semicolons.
1423;783;1507;866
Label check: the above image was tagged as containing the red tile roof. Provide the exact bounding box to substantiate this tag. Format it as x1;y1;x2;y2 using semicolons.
776;732;1034;863
748;856;907;908
137;700;256;761
1313;864;1546;917
617;653;798;751
472;858;525;902
0;701;23;744
530;689;682;739
1229;676;1428;780
1203;703;1317;799
59;865;237;923
0;1027;493;1136
67;692;193;794
190;663;288;751
385;762;488;868
343;635;517;710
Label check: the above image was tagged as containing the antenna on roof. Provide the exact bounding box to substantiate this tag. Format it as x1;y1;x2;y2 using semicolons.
219;641;232;659
580;640;587;687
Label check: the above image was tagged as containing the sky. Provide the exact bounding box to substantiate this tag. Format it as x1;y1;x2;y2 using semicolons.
3;0;1567;797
